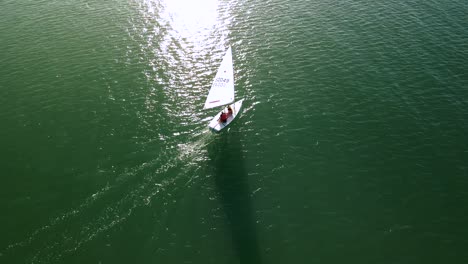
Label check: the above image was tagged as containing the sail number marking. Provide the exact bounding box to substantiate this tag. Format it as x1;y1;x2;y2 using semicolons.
214;78;230;87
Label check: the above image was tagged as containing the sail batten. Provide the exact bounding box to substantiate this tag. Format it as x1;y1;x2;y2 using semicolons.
203;47;235;109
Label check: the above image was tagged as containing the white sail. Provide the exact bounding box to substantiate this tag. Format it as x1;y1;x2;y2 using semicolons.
203;47;235;109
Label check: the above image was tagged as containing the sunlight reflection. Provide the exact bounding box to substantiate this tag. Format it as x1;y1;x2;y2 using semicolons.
133;0;231;128
161;0;220;45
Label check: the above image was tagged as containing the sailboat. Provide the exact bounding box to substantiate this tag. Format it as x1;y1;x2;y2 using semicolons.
204;46;244;132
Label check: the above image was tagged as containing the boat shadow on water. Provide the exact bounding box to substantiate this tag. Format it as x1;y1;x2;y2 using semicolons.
206;130;262;264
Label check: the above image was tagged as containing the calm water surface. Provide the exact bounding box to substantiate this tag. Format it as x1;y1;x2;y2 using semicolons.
1;0;468;263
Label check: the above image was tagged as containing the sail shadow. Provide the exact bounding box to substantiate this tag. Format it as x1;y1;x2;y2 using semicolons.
206;131;262;264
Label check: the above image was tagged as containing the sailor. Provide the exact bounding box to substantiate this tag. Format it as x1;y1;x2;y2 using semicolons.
227;105;233;117
219;112;228;123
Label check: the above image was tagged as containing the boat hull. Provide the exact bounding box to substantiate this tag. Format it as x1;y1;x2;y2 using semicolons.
208;99;244;132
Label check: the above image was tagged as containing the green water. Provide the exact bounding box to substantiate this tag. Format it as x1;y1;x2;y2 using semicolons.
1;0;468;263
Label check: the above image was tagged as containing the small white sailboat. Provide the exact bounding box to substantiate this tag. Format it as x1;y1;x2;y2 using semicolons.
204;46;244;132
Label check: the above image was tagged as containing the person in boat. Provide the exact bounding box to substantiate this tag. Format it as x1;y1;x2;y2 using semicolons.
227;105;233;117
219;112;228;123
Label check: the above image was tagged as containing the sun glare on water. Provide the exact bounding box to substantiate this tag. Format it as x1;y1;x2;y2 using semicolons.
161;0;220;43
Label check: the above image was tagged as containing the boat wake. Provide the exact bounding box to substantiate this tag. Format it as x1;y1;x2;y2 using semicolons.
0;131;215;263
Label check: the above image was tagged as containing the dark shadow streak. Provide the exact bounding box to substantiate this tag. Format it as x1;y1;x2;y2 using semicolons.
207;131;262;264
